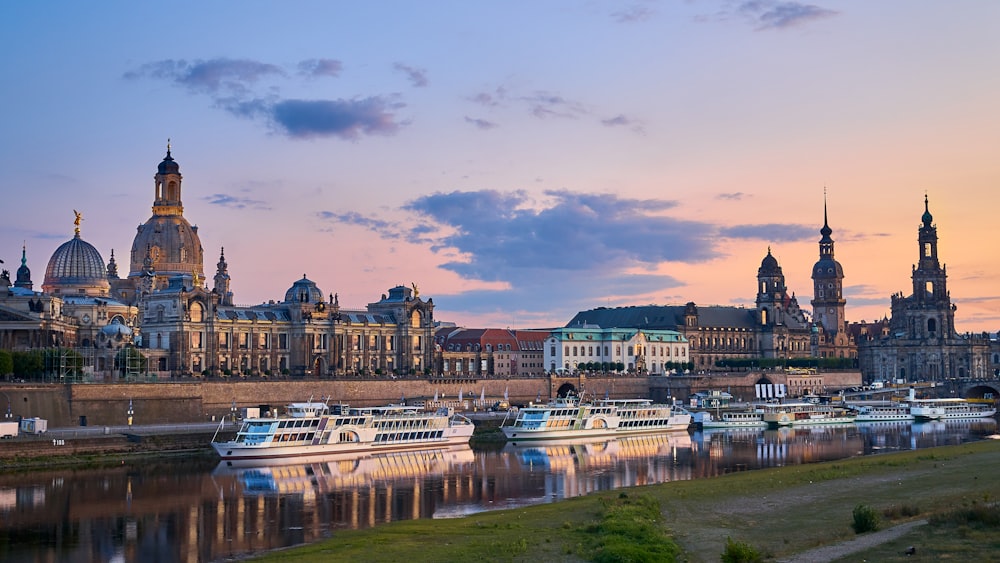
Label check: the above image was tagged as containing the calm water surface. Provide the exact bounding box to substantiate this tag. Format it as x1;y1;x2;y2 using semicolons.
1;418;995;562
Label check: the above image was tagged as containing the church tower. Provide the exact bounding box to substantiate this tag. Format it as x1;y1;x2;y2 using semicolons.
128;143;205;291
14;244;32;289
896;195;955;339
213;247;233;306
756;248;787;328
810;195;846;336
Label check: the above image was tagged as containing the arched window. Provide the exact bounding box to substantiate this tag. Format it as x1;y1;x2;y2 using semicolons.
927;318;937;333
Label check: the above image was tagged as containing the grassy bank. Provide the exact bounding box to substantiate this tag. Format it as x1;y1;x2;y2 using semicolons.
250;439;1000;562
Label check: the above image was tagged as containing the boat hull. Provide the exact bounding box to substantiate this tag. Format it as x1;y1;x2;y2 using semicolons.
213;433;473;462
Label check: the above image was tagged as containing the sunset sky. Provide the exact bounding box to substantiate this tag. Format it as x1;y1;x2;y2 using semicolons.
2;1;998;333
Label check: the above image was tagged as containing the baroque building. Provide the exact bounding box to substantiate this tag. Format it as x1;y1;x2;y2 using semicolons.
568;248;812;371
809;197;855;359
858;196;993;382
1;147;436;379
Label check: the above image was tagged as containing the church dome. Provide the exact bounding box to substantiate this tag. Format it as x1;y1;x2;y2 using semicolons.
158;149;180;174
758;248;781;275
128;147;204;284
284;275;324;304
43;233;110;295
128;216;204;279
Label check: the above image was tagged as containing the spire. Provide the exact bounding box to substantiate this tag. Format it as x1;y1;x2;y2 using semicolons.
213;246;233;305
820;188;832;239
14;242;32;289
921;192;933;227
107;249;119;279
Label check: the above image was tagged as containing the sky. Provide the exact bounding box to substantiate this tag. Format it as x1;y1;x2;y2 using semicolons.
2;1;999;334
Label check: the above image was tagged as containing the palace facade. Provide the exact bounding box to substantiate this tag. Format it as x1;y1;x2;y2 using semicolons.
1;148;436;379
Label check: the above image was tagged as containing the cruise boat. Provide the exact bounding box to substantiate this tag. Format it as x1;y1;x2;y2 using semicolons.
212;401;475;461
695;409;767;429
761;402;856;427
501;396;690;442
909;398;997;421
850;403;915;423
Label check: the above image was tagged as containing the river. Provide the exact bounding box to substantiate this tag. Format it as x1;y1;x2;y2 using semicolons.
0;418;995;562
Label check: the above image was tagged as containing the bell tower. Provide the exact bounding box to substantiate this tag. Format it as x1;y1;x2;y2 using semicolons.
153;140;183;216
810;193;846;336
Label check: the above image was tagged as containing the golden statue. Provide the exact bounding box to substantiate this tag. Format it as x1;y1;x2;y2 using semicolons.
73;210;82;235
192;269;201;288
411;282;419;298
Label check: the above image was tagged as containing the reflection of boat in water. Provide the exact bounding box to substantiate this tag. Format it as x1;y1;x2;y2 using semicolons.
214;445;476;495
761;402;856;427
909;398;997;421
501;396;690;441
504;433;692;469
212;401;474;461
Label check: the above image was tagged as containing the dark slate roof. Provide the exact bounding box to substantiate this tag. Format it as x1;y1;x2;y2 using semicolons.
567;305;756;330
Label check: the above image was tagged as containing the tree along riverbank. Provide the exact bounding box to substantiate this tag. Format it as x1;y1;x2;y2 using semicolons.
249;439;1000;563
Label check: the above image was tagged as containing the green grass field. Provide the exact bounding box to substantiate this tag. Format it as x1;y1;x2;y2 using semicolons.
250;439;1000;562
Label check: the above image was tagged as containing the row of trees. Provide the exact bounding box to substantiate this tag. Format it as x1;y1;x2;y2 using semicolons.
714;357;858;370
571;361;696;374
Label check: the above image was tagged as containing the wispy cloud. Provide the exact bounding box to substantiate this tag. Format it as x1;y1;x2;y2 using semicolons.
203;192;272;210
318;189;841;322
611;4;656;24
718;223;815;241
124;58;284;95
464;116;498;130
298;58;343;78
521;91;588;119
125;58;406;141
737;1;838;30
717;192;748;201
394;62;429;87
268;98;404;139
601;114;645;134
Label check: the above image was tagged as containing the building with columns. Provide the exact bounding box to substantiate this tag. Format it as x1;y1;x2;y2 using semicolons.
1;147;437;379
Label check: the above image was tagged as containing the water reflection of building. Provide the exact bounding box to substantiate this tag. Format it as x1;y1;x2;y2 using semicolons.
691;426;865;477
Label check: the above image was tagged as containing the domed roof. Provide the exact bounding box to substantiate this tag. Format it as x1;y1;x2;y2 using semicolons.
812;257;844;278
284;275;325;304
43;233;109;295
158;147;180;175
758;247;780;273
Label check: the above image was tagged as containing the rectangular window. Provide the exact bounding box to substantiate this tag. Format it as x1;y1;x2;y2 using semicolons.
278;333;288;350
238;332;249;349
219;333;230;350
191;332;202;350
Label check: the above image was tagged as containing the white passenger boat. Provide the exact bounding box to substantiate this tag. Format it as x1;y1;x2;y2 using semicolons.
909;398;997;421
850;403;914;423
696;409;767;429
212;401;474;461
501;396;690;442
761;402;856;427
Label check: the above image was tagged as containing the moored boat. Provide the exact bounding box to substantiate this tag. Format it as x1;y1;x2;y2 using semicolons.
501;395;689;442
761;402;856;427
909;398;997;421
850;402;915;422
212;401;474;461
695;409;767;429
